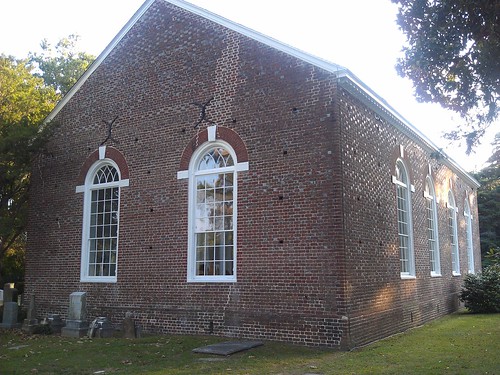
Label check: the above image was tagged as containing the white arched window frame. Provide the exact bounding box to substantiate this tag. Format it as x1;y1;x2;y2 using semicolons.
185;140;247;283
448;191;460;275
424;176;441;276
464;199;475;274
392;159;415;278
76;158;129;283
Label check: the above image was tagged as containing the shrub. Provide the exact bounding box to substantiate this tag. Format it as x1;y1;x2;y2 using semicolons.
460;265;500;313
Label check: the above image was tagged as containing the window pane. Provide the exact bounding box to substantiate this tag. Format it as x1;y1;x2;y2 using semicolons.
196;247;205;262
224;217;233;230
198;147;234;170
225;246;233;260
225;261;233;275
193;149;236;279
214;217;223;230
204;232;213;245
109;264;116;277
85;172;120;279
396;161;413;275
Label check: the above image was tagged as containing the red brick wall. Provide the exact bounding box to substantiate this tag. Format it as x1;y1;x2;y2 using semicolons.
338;88;480;347
25;0;480;348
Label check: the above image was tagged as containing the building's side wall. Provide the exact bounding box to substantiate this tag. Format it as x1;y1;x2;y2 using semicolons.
26;0;348;347
338;88;481;348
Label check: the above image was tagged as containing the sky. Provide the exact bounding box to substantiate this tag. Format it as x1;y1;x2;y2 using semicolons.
0;0;496;172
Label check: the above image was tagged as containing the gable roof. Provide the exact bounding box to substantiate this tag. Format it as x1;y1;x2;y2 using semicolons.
45;0;479;188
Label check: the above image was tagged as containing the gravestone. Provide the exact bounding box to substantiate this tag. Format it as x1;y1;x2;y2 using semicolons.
47;314;64;334
122;312;136;339
61;292;89;338
22;294;38;333
3;283;17;303
88;317;114;338
0;302;21;328
0;284;20;329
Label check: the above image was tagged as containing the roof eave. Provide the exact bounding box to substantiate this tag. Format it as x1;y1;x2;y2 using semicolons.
337;71;480;188
43;0;480;189
44;0;156;124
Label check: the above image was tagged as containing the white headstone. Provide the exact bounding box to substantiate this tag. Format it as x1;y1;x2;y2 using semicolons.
67;292;87;321
61;292;89;338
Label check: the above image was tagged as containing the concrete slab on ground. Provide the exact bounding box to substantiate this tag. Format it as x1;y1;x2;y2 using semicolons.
192;340;263;356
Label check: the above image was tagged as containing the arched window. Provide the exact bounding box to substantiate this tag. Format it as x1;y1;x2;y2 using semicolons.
188;143;238;282
79;160;127;282
448;191;460;275
464;200;474;274
425;176;441;276
394;159;415;277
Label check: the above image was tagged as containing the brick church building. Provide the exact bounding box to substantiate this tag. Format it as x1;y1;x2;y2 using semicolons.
25;0;481;348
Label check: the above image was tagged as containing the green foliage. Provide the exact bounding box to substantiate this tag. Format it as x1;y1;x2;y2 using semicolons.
392;0;499;153
460;265;500;313
484;247;500;267
1;234;25;284
29;34;95;96
0;55;58;124
0;55;59;282
486;132;500;166
472;148;500;266
0;37;94;283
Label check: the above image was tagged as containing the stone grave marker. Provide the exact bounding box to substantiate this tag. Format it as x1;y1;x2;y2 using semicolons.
0;284;20;329
22;294;38;333
122;312;137;339
61;292;89;338
88;317;114;338
0;302;21;328
47;314;64;334
3;283;17;303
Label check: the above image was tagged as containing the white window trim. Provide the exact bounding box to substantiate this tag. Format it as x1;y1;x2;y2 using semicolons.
77;159;128;283
464;200;475;274
425;177;441;277
186;141;247;283
394;159;416;278
448;191;460;276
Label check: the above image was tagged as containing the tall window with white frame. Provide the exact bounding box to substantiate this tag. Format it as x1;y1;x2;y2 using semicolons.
189;143;237;282
425;177;441;276
448;190;460;275
394;160;415;277
81;161;122;282
464;200;475;274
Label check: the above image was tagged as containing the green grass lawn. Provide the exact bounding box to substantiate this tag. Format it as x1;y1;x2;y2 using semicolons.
1;312;498;375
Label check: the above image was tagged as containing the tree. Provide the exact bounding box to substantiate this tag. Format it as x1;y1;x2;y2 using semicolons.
0;37;95;284
29;34;95;96
392;0;499;153
0;55;59;284
486;132;500;166
472;134;500;268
